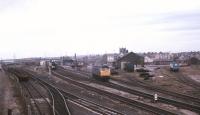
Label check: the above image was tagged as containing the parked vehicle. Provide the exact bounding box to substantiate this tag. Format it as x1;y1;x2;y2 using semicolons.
136;68;150;72
109;66;118;75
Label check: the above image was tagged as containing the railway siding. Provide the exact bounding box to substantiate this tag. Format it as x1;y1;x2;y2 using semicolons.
57;67;200;114
52;71;177;115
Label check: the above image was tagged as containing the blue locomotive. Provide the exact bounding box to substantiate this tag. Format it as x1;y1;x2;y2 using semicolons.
170;62;179;72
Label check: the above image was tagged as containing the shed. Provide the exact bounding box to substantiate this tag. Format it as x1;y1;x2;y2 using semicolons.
61;57;74;66
115;52;144;70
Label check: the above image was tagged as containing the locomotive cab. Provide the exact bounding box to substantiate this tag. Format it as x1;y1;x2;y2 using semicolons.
170;62;179;72
100;65;111;77
92;65;111;81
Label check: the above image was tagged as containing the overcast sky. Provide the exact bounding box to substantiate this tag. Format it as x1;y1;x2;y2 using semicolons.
0;0;200;59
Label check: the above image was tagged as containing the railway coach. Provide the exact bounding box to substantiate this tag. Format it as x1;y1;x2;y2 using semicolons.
92;65;111;81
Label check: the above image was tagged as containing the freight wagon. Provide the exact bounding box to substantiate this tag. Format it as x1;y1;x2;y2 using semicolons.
7;68;29;81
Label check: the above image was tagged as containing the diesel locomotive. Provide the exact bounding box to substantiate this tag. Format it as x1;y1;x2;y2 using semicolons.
170;62;179;72
92;65;111;81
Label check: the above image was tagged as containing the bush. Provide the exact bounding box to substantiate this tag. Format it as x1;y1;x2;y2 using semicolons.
189;57;200;65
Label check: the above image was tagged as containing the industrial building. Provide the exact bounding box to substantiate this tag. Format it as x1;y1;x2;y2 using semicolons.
114;52;144;70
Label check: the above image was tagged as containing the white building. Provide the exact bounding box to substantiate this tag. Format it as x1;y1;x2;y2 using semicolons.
144;56;153;64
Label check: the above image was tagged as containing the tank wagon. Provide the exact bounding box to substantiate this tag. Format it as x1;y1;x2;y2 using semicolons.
92;65;111;81
170;62;179;72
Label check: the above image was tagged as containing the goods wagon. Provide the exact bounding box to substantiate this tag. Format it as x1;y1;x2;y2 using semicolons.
7;68;29;81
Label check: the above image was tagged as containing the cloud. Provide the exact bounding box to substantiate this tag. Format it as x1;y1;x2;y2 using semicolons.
0;0;200;58
147;11;200;31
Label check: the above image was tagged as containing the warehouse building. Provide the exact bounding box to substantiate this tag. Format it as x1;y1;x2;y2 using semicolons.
114;52;144;70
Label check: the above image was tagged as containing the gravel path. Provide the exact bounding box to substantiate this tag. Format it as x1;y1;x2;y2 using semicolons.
0;70;22;115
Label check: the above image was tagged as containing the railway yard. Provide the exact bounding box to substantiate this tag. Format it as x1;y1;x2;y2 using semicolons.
0;63;200;115
1;0;200;114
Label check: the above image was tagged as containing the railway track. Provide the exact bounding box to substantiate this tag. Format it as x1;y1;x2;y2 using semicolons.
50;69;177;115
6;67;127;115
164;72;200;91
26;70;127;115
21;82;44;115
112;76;200;104
102;81;200;113
57;67;200;113
11;69;52;115
8;68;71;115
47;82;71;115
77;67;200;104
36;77;125;115
8;66;199;114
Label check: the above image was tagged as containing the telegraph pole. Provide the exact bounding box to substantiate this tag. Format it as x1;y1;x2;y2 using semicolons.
75;53;77;70
48;61;52;76
0;57;2;64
